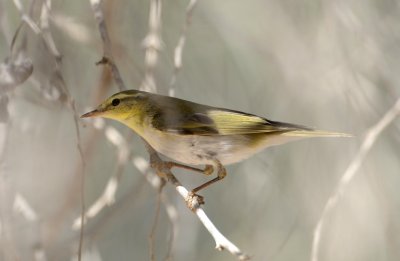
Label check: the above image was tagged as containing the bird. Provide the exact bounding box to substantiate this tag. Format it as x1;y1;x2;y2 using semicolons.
81;89;350;194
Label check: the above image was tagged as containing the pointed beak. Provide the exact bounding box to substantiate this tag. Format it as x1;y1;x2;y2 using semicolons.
80;109;104;118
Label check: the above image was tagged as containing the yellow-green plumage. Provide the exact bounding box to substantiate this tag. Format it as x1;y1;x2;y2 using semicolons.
81;90;350;167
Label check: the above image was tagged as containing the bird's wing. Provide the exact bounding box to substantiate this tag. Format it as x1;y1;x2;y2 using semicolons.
204;109;311;135
152;104;310;136
149;95;350;137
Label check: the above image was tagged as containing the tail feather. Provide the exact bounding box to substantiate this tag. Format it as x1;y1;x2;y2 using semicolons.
282;130;353;138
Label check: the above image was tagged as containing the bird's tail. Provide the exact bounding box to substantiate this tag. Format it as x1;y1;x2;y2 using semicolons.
282;129;352;138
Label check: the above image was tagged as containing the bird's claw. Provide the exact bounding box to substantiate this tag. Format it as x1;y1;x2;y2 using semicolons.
185;191;204;211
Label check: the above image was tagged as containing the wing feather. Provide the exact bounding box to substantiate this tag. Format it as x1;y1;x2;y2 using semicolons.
149;94;313;136
206;110;310;135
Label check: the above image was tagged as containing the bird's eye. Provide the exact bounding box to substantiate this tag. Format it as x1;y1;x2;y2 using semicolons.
111;98;120;106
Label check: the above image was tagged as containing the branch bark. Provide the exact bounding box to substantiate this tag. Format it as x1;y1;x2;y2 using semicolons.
89;0;125;91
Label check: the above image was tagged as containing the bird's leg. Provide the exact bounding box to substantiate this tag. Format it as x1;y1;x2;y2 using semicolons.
145;141;206;208
191;160;226;193
160;160;225;206
164;162;215;207
165;162;214;176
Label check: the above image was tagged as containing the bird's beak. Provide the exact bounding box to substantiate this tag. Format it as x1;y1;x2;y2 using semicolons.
80;108;104;118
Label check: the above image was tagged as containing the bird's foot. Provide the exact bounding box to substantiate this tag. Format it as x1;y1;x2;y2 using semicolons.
185;191;205;211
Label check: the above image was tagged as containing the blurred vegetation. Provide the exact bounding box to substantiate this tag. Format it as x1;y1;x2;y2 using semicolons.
1;0;400;261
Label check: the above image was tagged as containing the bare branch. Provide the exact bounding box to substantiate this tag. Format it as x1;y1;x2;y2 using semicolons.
141;0;163;92
71;174;119;230
12;0;41;35
144;143;250;261
13;194;47;261
13;0;61;61
169;0;198;96
24;1;88;260
75;116;250;259
0;0;12;45
162;195;179;261
89;0;126;91
39;0;61;60
7;6;86;260
149;180;165;261
0;0;34;96
72;118;130;230
0;54;33;94
311;97;400;261
13;193;38;222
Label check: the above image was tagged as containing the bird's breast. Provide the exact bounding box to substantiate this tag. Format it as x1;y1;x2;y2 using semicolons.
140;127;271;165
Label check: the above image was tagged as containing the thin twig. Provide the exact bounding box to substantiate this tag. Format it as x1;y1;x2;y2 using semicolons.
144;143;250;260
89;0;125;91
9;0;86;260
149;180;165;261
311;97;400;261
169;0;198;96
140;0;162;92
72;119;131;229
12;0;41;35
162;195;178;261
40;0;61;60
13;194;47;261
132;157;180;261
38;1;87;260
76;122;86;261
0;0;12;45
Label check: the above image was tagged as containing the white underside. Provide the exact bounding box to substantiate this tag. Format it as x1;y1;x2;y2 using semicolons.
140;128;304;166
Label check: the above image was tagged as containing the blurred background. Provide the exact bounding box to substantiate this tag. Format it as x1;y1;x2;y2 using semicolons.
1;0;400;260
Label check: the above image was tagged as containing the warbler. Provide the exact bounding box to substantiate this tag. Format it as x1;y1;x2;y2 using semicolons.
81;90;350;193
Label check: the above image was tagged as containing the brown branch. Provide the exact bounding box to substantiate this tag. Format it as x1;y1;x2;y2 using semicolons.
89;0;125;91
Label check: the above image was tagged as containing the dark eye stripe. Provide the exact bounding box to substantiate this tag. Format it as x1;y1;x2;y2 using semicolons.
110;92;146;107
122;94;146;103
112;98;120;106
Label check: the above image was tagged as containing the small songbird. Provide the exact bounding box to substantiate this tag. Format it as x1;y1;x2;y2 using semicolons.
81;90;350;193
